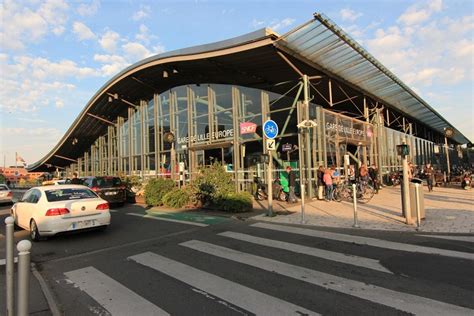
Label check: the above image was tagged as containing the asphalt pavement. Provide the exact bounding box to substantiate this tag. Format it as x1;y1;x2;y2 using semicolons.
0;202;473;315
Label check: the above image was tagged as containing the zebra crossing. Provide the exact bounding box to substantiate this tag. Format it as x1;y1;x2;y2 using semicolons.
60;222;474;315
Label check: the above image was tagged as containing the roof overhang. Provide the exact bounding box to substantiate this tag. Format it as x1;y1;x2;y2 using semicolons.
27;13;470;172
274;13;469;144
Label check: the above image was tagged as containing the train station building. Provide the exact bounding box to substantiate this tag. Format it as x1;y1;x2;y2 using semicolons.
27;13;471;197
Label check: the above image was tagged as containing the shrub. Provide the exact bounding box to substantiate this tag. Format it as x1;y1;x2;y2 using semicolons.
144;177;175;206
192;163;234;206
163;187;192;208
213;192;253;213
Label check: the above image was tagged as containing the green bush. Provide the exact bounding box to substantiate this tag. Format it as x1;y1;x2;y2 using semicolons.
192;163;234;206
213;192;253;213
163;187;192;208
144;177;175;206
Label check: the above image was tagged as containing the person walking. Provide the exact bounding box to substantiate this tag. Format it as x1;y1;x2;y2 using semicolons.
369;164;379;193
286;166;297;203
424;163;434;192
71;172;82;184
323;169;333;201
317;165;325;200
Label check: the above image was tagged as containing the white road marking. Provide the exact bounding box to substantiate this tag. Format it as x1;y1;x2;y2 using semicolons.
418;235;474;243
0;257;18;265
64;266;169;316
252;223;474;260
126;213;208;227
109;209;118;213
129;252;319;316
181;240;474;316
219;231;392;273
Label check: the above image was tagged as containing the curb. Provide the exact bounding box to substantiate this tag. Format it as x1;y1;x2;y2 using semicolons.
31;263;62;316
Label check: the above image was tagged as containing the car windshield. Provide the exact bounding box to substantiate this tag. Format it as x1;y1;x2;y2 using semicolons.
96;177;122;188
46;188;97;202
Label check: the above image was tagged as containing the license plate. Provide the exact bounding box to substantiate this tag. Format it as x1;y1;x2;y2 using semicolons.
105;191;117;196
71;220;96;230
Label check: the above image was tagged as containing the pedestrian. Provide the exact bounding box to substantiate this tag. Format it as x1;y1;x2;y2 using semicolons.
286;166;297;203
323;169;333;201
71;172;82;184
331;166;340;192
317;165;325;200
424;163;434;192
347;165;356;183
368;164;379;193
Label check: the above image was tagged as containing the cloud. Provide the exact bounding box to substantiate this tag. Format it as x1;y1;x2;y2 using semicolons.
99;30;121;52
94;54;129;76
132;5;151;21
1;127;61;137
270;18;295;31
77;0;100;16
0;54;98;113
0;0;69;50
135;24;154;44
251;19;265;29
397;0;443;25
55;99;65;109
340;8;363;22
122;42;152;60
72;21;96;41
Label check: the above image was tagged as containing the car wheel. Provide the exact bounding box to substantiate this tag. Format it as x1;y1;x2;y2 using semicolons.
30;220;41;242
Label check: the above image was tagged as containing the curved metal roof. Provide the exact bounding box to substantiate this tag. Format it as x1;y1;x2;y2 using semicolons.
275;13;469;144
28;13;469;172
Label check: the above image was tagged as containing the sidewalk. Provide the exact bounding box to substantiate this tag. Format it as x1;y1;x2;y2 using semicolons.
252;185;474;233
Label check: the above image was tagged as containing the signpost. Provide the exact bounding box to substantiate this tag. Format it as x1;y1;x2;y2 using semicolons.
282;143;293;161
263;120;278;217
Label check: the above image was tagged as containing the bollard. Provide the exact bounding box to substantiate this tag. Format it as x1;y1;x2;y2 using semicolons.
5;217;14;316
415;183;421;230
17;240;32;316
301;184;305;224
352;183;360;228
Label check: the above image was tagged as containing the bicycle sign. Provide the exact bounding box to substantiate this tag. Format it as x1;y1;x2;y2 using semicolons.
263;119;278;139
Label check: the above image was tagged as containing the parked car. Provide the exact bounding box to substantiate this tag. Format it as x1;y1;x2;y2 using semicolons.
42;179;71;186
0;184;13;204
10;185;111;241
82;176;126;205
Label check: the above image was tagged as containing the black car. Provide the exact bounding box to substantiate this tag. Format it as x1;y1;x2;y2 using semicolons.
82;176;126;205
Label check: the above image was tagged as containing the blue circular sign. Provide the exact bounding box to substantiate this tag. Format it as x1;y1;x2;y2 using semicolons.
263;119;278;139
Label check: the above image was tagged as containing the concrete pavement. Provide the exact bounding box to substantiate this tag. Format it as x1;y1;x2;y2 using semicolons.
252;185;474;233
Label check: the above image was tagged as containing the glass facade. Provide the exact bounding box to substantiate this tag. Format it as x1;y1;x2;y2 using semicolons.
66;83;438;193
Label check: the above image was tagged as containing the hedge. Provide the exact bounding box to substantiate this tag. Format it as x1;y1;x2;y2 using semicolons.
144;177;175;206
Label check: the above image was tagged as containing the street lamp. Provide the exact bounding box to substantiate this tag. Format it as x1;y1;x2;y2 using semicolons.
444;127;455;181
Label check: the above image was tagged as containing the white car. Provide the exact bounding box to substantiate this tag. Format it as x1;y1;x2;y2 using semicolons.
0;184;13;204
11;185;111;241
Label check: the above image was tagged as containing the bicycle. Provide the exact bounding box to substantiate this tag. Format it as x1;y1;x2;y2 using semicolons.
333;180;375;204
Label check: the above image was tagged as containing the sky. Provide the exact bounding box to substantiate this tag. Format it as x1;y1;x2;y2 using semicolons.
0;0;473;167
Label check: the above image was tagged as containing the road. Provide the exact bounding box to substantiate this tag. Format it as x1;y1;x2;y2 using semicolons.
0;202;473;315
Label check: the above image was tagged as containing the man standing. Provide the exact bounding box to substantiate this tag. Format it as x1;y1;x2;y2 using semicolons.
286;166;297;203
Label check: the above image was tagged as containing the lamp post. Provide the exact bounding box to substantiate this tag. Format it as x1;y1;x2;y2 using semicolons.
297;119;317;224
444;127;454;181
